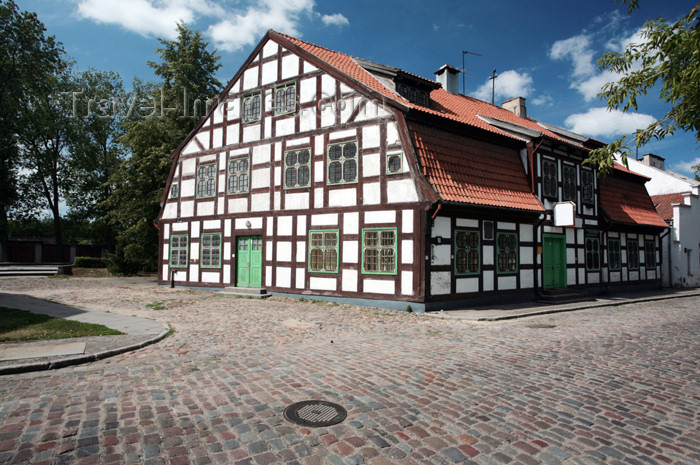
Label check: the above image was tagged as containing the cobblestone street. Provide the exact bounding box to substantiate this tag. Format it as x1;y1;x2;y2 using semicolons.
1;277;698;465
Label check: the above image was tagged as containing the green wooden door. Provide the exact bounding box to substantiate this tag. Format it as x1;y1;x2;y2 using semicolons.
236;236;262;287
543;234;567;289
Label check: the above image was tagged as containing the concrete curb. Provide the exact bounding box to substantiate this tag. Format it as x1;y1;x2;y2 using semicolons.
429;291;700;322
0;324;172;376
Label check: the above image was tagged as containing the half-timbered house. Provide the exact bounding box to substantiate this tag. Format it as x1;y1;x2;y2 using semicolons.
157;30;667;311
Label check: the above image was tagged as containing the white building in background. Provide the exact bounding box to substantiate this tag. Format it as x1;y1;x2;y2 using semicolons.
624;154;700;288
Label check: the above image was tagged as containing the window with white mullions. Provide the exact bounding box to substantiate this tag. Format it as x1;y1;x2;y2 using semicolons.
242;92;261;123
285;149;311;189
227;157;249;194
196;163;216;198
169;235;189;268
200;233;221;268
387;153;402;174
308;230;338;273
362;229;397;275
327;141;357;184
275;82;296;115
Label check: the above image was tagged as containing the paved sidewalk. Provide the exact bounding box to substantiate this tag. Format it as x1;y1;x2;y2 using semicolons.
430;287;700;320
0;292;169;375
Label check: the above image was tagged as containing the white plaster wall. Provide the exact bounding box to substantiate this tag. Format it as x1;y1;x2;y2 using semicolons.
343;241;358;263
387;179;419;203
364;279;395;295
362;154;380;177
181;201;194;217
277;241;292;262
242;124;260;142
310;277;336;291
363;183;381;205
203;220;221;230
251;193;270;211
276;267;292;288
202;272;220;284
235;217;262;230
228;197;248;213
311;213;338;226
430;272;451;295
432;216;451;238
162;203;177;219
365;210;395;224
342;269;358;292
456;278;478;293
402;210;414;234
401;271;413;295
401;240;413;264
498;276;517;290
197;202;215;217
520;270;534;288
296;242;306;262
329;188;357;207
296;268;305;289
362;126;380;149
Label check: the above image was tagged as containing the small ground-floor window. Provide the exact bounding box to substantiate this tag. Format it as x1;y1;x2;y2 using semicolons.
170;235;189;268
496;232;518;273
362;228;397;275
455;230;480;275
627;239;639;270
308;230;338;273
608;238;621;270
201;233;222;268
645;240;656;267
585;236;600;271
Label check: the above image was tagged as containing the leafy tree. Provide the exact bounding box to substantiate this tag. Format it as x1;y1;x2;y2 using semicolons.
0;0;62;250
586;1;699;174
105;23;221;273
16;61;79;262
66;69;126;252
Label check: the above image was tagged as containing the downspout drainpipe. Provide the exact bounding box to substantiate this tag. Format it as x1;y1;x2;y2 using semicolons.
431;201;443;220
660;227;670;288
533;213;547;299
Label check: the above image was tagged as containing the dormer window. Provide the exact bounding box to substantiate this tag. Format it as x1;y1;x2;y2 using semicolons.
396;83;429;107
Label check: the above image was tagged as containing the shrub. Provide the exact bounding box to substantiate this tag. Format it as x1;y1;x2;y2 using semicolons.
73;256;108;268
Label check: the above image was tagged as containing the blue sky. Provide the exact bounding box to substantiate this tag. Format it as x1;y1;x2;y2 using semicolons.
23;0;699;176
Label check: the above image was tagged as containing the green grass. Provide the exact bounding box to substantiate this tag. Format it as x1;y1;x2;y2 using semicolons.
146;300;167;310
0;306;123;342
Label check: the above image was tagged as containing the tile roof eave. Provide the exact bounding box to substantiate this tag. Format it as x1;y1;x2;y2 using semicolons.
441;200;545;214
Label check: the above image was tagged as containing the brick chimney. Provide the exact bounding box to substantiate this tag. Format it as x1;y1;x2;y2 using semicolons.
435;64;460;94
501;97;527;118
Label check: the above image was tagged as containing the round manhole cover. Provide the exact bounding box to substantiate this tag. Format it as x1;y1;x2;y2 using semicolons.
283;400;347;427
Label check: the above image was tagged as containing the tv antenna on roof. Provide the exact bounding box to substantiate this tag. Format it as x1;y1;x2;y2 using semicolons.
461;50;481;95
489;69;498;104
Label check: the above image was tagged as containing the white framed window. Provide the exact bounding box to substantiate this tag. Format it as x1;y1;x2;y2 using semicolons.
496;232;518;274
627;239;640;270
227;157;250;195
275;82;296;115
327;141;357;185
387;153;402;174
608;238;621;270
242;91;261;123
284;149;311;189
196;163;216;198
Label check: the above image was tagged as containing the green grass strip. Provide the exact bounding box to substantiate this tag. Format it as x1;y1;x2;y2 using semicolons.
0;306;123;342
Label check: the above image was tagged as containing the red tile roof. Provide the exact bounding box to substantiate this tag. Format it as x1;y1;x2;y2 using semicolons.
276;32;594;149
651;192;688;221
409;123;545;211
599;176;668;228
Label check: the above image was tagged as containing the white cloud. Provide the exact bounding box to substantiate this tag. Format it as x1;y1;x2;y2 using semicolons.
564;107;656;138
549;34;595;79
531;94;553;107
551;26;649;102
672;157;700;175
76;0;204;39
76;0;348;51
473;70;533;103
321;13;349;27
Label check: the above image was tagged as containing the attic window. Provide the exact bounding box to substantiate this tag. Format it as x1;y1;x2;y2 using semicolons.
396;83;429;107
